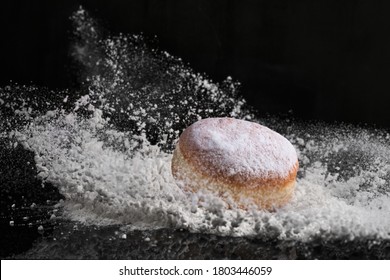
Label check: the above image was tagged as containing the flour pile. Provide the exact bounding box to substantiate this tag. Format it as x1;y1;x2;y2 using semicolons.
1;7;389;242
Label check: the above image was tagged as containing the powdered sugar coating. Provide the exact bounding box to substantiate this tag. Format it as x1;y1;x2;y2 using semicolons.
180;118;298;181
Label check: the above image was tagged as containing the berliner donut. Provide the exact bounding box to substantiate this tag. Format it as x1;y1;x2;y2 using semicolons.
171;117;299;210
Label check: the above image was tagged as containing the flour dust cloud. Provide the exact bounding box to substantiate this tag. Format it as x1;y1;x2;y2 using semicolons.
1;7;390;245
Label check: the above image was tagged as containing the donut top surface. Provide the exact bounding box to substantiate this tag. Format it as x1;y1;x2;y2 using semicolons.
178;118;298;184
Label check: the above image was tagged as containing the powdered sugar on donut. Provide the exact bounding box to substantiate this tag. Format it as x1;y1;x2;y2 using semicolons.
181;118;298;180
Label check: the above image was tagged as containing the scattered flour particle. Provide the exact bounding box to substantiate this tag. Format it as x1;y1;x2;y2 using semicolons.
45;110;56;118
76;185;84;193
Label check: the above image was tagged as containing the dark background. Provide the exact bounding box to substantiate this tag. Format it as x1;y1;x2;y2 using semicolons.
1;0;390;128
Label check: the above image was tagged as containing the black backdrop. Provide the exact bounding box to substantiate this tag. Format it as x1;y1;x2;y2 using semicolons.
1;0;390;128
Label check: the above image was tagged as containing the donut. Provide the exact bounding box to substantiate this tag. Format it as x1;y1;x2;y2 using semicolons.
171;117;299;210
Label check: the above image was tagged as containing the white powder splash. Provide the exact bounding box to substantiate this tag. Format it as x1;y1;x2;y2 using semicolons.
1;7;390;243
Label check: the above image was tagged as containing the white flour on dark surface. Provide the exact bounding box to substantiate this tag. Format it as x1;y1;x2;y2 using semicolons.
1;7;390;249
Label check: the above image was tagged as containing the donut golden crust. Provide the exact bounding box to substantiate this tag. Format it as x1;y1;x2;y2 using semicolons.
171;118;299;210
